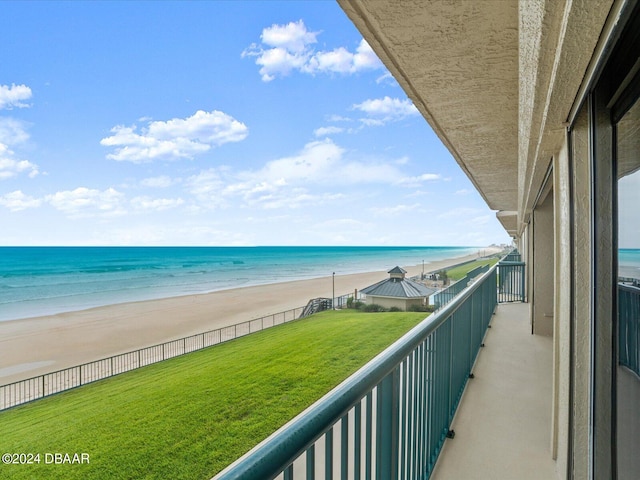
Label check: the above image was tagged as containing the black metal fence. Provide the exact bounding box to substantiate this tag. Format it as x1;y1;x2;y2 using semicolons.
0;305;309;411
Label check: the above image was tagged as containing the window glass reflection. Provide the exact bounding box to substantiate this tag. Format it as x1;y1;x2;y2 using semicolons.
616;97;640;480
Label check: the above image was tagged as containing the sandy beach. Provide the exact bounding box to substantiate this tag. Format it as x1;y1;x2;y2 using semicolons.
0;249;501;385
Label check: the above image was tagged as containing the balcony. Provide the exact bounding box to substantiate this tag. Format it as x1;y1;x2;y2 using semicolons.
431;302;556;479
214;262;542;479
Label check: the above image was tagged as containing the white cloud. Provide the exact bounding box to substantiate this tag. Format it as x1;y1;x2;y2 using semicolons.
130;196;184;211
260;19;318;54
253;189;345;210
101;110;248;163
184;139;405;211
314;126;344;137
376;71;396;85
316;218;371;229
243;20;383;81
305;39;381;75
240;139;401;191
395;173;441;188
0;84;32;110
46;187;126;217
455;189;472;195
255;139;409;187
437;207;482;219
327;115;353;123
0;190;41;211
253;139;344;184
405;189;431;197
352;96;419;124
0;144;39;179
140;175;175;188
0;118;30;145
185;168;229;207
353;39;382;71
1;186;186;217
370;203;422;216
0;119;39;179
470;215;491;225
316;97;419;136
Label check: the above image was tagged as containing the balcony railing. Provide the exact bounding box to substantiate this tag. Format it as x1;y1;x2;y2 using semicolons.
213;265;498;479
432;276;469;310
497;260;526;303
619;282;640;377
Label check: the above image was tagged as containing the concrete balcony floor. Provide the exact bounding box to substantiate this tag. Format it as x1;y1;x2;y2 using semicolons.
431;302;557;480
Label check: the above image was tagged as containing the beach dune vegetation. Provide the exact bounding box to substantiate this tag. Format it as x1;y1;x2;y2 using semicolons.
0;309;426;480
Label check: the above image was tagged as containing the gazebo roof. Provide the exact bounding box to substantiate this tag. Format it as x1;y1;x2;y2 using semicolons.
388;266;407;275
361;268;436;299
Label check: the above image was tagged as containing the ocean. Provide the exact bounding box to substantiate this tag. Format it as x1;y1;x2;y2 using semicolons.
620;248;640;279
0;246;480;322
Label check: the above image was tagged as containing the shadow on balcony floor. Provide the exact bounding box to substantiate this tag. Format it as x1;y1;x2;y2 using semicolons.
431;302;557;480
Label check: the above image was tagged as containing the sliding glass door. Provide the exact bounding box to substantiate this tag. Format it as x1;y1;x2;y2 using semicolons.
615;76;640;480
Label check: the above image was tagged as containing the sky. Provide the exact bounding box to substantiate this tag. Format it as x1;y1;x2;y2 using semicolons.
0;0;513;247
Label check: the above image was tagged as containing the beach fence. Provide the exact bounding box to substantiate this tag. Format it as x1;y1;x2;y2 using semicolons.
0;291;363;411
0;305;312;411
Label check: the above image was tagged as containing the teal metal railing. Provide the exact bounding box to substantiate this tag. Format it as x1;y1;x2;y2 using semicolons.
213;265;498;480
432;264;492;310
503;251;522;262
466;263;490;280
496;250;525;303
432;277;469;310
619;283;640;377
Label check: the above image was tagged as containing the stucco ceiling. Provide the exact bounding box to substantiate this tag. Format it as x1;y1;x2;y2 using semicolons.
338;0;519;216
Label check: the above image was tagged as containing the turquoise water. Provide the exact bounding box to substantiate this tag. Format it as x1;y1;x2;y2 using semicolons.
620;248;640;278
0;246;477;322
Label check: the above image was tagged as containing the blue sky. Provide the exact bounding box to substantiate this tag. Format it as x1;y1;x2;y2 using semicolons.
0;1;512;246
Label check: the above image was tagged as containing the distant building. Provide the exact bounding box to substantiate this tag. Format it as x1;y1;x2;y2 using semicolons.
360;267;436;311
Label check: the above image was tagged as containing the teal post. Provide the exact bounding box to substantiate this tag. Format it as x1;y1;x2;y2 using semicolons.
376;368;399;480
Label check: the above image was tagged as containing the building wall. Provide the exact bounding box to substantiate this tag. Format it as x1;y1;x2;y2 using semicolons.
532;190;555;336
552;139;571;475
560;103;591;480
519;2;624;477
365;296;423;311
338;1;633;477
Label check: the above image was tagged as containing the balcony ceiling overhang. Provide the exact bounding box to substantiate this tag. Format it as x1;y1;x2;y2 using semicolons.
337;0;519;214
496;211;519;238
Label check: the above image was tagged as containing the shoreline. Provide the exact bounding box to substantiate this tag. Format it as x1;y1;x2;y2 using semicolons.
0;247;486;322
0;248;502;385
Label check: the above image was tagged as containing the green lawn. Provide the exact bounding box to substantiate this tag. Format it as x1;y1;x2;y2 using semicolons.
445;257;499;281
0;310;426;480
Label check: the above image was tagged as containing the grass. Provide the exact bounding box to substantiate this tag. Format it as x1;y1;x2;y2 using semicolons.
445;257;499;281
0;310;427;480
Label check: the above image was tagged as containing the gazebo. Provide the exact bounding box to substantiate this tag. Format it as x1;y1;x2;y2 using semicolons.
360;267;436;311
